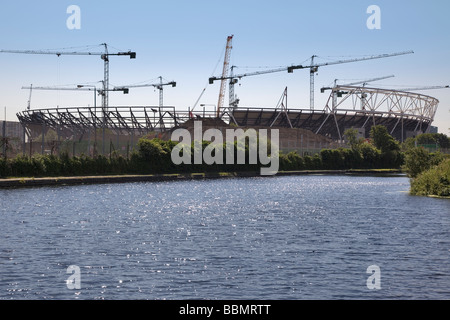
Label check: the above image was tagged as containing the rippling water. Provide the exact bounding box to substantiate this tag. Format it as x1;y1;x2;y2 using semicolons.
0;175;449;300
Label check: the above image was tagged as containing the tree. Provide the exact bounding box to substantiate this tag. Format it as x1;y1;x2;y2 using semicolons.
435;133;450;149
403;147;433;178
416;133;436;146
370;125;400;153
407;133;450;149
344;128;364;151
359;142;381;169
369;125;404;168
136;138;169;172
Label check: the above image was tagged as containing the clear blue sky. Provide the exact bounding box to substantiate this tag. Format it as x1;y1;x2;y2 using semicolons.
0;0;449;134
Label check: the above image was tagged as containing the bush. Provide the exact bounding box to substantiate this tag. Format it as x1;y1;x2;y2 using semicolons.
287;151;304;170
303;155;314;170
0;158;9;178
42;154;62;176
320;149;335;170
312;154;322;170
410;158;450;197
342;148;363;169
1;129;408;178
380;150;404;169
403;148;445;178
360;143;381;169
279;151;304;171
9;155;34;177
137;138;169;173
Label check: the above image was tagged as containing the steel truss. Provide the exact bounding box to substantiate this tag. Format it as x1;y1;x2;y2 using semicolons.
17;106;184;140
231;86;439;142
320;85;439;140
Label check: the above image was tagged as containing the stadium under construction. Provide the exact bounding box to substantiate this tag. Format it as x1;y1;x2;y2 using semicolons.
12;84;441;158
1;37;447;158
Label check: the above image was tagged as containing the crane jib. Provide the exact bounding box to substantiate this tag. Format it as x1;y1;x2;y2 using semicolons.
0;50;136;59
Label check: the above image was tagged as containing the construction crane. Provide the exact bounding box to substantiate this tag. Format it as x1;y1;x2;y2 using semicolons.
341;75;395;87
210;64;291;110
320;75;396;109
1;43;136;113
21;85;130;109
27;84;33;110
320;75;395;93
216;35;234;118
396;85;450;92
305;52;413;110
115;76;176;108
209;51;413;112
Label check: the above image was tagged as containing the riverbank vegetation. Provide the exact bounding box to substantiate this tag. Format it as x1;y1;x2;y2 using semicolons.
402;146;450;198
1;126;448;184
408;158;450;197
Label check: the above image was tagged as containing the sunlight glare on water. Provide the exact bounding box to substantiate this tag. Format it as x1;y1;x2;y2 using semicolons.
0;175;449;300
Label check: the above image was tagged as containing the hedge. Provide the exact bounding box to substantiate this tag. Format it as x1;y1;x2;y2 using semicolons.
0;137;404;178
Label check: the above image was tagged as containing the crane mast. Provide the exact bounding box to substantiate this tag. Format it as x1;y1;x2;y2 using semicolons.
217;35;233;118
229;66;239;109
309;56;318;110
102;43;109;120
27;84;33;110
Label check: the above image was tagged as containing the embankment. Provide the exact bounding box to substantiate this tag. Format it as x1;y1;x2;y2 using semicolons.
0;169;403;189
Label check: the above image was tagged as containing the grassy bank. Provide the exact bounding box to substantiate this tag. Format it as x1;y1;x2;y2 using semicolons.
0;169;403;189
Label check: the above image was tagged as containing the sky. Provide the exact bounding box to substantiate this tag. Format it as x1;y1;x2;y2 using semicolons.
0;0;449;134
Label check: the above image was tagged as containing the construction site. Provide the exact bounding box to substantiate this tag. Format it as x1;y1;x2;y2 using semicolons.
1;36;447;159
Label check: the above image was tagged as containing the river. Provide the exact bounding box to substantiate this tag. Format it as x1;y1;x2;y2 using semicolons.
0;174;449;300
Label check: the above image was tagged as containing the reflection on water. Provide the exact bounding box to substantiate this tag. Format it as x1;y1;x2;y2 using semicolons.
0;175;449;299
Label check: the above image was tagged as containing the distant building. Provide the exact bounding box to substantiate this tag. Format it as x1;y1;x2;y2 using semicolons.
429;126;438;134
0;121;23;140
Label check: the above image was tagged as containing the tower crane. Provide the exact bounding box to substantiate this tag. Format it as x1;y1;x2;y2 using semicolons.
305;52;412;110
114;76;176;108
216;35;234;118
340;75;395;87
210;64;291;112
21;85;130;109
320;75;395;92
209;50;413;113
1;43;136;113
27;84;33;110
320;75;396;110
396;85;450;92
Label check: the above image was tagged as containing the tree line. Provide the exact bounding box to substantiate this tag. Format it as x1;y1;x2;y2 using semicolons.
1;125;448;181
